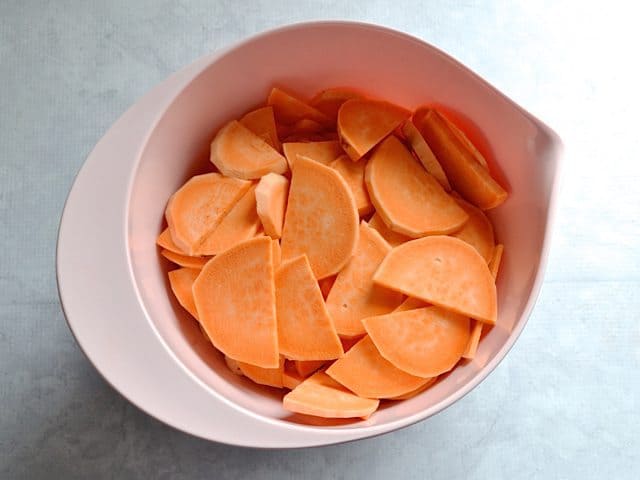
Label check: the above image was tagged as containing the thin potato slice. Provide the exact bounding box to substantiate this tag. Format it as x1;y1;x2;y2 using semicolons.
402;119;451;191
237;357;285;388
255;173;289;239
160;249;208;269
268;87;332;127
450;197;495;263
167;268;200;319
330;155;373;216
367;213;410;247
282;140;344;168
239;105;282;152
310;87;364;122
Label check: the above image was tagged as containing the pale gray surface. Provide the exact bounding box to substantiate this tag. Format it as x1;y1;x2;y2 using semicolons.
1;1;638;478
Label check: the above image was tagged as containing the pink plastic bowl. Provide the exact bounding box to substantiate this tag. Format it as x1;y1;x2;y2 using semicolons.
57;22;562;447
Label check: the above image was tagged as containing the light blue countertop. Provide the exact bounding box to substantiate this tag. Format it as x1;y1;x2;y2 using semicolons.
1;1;638;478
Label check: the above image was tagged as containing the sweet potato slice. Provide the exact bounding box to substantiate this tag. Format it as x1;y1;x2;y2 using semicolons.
160;249;208;269
282;140;343;168
275;255;343;360
363;307;470;377
402;119;451;191
157;228;184;254
255;173;289;239
386;377;438;400
167;268;200;319
489;244;504;279
224;355;244;376
367;213;410;247
283;363;305;390
281;156;359;279
267;87;332;127
237;357;285;388
326;336;429;399
450;197;495;262
373;236;497;324
318;275;336;300
337;99;410;160
271;239;282;268
294;360;327;378
192;237;278;367
239;105;281;152
326;222;403;337
210;120;288;180
283;371;379;419
330;155;373;216
165;173;251;255
309;87;364;122
365;136;468;237
394;296;427;312
415;109;507;209
197;185;261;256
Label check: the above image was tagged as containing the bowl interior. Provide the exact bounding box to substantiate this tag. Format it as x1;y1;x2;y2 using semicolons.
127;23;560;428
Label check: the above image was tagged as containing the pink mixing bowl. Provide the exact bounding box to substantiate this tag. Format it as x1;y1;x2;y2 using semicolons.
57;21;562;447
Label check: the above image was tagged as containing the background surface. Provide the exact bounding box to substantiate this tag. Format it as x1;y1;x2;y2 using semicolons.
1;1;638;478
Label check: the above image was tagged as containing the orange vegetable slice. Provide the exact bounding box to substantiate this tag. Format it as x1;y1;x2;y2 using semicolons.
282;363;305;389
330;155;373;216
450;197;495;262
192;237;278;367
363;306;470;377
373;236;497;324
157;227;184;254
386;377;438;400
283;371;379;419
224;355;244;376
160;249;208;269
275;255;343;360
365;135;468;237
309;87;364;122
196;184;261;256
255;173;289;239
337;98;410;160
281;155;359;279
239;105;282;152
326;336;429;399
489;244;504;279
267;87;332;127
394;296;427;312
210;120;288;180
167;267;200;319
294;360;327;378
367;213;410;247
415;109;507;209
282;140;343;168
237;357;285;388
326;222;403;337
165;173;251;255
402;119;451;191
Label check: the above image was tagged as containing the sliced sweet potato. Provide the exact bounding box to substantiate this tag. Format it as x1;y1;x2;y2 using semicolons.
267;87;332;127
326;222;403;337
239;105;281;152
309;87;364;122
157;227;183;254
386;377;438;400
289;118;325;134
197;184;261;256
462;321;483;359
337;99;410;160
225;355;244;376
365;135;468;237
450;197;495;262
282;140;343;168
160;249;208;269
402;119;451;191
330;155;373;216
167;267;200;319
255;173;289;239
275;255;343;360
294;360;327;378
367;213;410;247
237;356;285;388
282;363;305;390
283;371;379;419
192;237;278;367
363;306;470;377
210;120;288;180
165;173;251;255
326;336;429;399
489;244;504;279
281;156;359;279
415;109;507;209
373;235;497;324
271;239;282;268
394;296;427;312
318;274;336;300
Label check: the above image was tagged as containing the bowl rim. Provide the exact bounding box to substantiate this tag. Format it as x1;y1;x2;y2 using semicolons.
57;20;563;447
